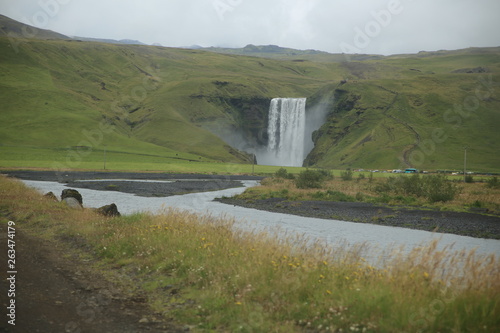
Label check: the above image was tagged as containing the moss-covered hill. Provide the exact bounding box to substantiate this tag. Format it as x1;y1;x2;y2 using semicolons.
1;15;499;172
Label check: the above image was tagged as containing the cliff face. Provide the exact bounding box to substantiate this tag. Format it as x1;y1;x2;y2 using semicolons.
221;96;272;147
187;93;271;153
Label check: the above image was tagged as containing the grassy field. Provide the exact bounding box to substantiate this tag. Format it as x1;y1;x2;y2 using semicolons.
1;175;499;332
0;145;304;175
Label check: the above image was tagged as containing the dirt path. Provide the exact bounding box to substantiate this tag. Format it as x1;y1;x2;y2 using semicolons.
0;220;185;333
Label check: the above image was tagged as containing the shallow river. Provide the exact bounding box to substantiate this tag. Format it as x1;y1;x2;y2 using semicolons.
22;179;500;259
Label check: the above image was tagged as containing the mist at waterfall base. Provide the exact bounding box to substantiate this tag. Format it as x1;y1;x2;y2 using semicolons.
214;97;329;167
256;98;328;167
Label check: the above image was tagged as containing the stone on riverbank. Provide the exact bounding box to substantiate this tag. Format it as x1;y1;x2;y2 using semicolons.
95;203;121;217
62;197;83;209
44;191;58;202
61;189;83;205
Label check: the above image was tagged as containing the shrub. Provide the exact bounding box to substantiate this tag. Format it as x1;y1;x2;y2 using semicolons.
312;190;354;201
424;175;461;203
376;174;460;203
465;174;474;183
274;167;295;180
340;168;353;181
471;200;483;208
326;190;354;201
487;177;500;189
295;169;331;189
356;173;366;182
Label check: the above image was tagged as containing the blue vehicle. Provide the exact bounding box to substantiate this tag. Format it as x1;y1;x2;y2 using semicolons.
405;168;418;173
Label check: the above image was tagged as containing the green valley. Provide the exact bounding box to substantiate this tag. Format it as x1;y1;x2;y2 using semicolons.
1;15;499;172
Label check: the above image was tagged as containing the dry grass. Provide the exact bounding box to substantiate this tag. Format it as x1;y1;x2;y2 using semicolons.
1;175;499;332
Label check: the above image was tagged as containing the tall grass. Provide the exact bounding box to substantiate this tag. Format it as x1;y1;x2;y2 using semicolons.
1;175;499;332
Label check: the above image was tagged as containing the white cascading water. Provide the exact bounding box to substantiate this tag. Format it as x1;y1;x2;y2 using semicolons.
266;98;306;167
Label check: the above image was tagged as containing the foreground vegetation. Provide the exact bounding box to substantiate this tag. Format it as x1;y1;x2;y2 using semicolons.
234;169;500;215
1;175;499;332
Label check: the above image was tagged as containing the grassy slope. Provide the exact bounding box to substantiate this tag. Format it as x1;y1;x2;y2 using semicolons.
307;48;500;172
0;34;499;172
0;37;340;170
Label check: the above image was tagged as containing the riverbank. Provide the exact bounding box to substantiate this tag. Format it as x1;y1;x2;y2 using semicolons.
1;175;499;332
217;197;500;239
5;170;499;239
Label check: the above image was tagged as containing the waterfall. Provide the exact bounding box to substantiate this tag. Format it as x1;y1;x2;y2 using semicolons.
266;98;306;167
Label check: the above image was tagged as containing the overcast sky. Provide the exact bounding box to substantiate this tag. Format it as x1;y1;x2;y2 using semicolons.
1;0;499;55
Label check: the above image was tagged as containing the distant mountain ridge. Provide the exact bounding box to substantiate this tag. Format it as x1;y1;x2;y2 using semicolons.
0;13;390;60
0;14;70;40
195;44;386;62
71;36;146;45
0;14;148;46
206;44;328;55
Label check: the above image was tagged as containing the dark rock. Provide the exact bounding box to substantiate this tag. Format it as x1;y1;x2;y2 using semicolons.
95;203;121;217
61;189;83;205
62;197;83;209
44;192;58;202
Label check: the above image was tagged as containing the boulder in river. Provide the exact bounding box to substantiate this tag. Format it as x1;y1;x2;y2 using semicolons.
61;189;83;205
95;203;121;217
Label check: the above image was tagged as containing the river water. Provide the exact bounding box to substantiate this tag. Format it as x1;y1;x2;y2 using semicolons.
22;179;500;259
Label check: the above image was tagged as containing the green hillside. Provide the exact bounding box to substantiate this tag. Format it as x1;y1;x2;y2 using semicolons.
0;37;340;170
0;15;499;172
305;48;500;172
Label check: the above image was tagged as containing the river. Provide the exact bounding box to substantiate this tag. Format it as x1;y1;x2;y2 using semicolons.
21;179;500;259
